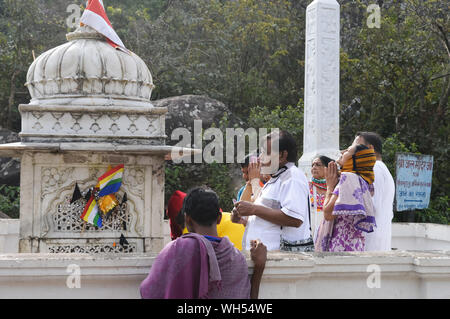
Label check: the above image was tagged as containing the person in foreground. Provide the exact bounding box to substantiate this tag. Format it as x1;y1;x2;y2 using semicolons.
140;186;267;299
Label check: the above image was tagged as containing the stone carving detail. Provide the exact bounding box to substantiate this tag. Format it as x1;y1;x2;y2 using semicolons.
122;167;145;199
128;124;138;134
42;167;75;197
70;113;83;133
90;123;101;133
146;116;159;135
320;8;338;34
48;243;137;254
52;122;62;132
307;7;316;36
32;122;43;131
22;109;164;143
110;123;120;134
53;193;131;233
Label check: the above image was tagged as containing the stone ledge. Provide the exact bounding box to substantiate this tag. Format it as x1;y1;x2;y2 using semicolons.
0;251;448;298
0;142;199;158
19;104;168;115
0;251;448;276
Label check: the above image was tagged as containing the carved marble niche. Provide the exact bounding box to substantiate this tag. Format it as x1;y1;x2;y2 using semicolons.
19;152;165;254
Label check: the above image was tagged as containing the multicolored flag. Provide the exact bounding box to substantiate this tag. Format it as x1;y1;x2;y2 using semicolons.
80;0;129;53
97;164;124;197
81;195;103;227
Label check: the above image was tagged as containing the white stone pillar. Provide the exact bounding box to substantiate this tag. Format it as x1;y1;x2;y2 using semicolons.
298;0;341;178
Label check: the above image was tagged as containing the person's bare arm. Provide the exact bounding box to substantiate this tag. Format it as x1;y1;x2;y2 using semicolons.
323;193;338;221
240;182;253;202
250;240;267;299
234;201;302;227
323;161;339;221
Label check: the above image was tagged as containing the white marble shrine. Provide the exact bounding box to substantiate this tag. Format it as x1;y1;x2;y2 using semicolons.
0;24;172;254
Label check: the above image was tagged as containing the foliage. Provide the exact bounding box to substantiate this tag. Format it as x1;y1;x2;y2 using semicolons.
164;164;190;205
165;162;236;213
382;134;419;177
416;196;450;225
0;0;67;129
248;102;305;159
204;162;234;212
0;185;19;218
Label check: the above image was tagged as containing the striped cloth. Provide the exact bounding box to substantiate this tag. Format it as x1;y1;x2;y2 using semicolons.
341;147;376;184
80;0;128;53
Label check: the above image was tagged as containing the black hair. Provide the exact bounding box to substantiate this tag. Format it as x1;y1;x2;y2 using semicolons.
240;155;250;168
267;130;298;162
181;186;220;227
316;155;335;167
356;132;383;155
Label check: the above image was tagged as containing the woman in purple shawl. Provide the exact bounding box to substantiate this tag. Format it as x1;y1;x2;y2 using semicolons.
314;145;376;252
140;187;267;299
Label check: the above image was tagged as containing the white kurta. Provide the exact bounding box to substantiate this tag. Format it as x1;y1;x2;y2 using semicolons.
365;161;395;251
242;162;311;251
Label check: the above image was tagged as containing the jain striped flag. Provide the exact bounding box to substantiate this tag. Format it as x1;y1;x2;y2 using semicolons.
97;164;124;198
81;195;102;227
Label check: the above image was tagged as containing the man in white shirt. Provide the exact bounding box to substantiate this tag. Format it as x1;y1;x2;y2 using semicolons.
353;132;395;251
232;131;311;251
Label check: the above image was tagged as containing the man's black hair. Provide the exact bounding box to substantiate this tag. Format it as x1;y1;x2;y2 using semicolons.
181;186;220;227
356;132;383;155
268;130;298;162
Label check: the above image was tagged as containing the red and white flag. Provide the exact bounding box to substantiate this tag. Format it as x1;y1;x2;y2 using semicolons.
80;0;129;53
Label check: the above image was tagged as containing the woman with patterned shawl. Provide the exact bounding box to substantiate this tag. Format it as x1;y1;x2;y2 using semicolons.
314;144;377;252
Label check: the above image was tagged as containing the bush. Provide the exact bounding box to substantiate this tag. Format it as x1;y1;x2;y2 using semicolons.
248;102;304;159
416;196;450;225
0;185;20;219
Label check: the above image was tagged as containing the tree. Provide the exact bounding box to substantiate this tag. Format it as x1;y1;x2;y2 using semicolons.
0;0;66;129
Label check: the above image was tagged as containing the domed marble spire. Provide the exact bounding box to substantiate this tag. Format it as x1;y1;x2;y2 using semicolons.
25;25;154;107
18;25;166;145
